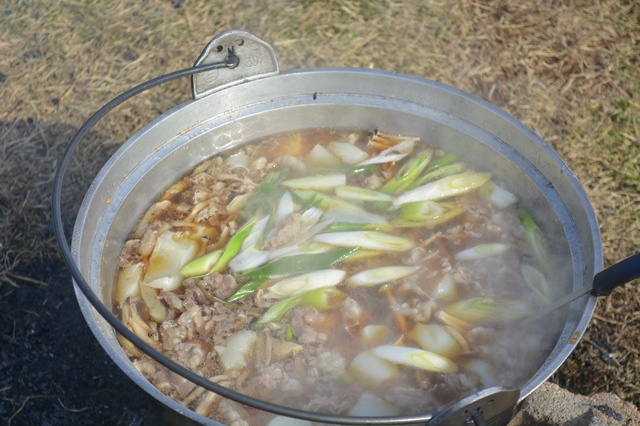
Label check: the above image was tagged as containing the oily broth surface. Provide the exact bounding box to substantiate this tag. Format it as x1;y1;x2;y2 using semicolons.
114;129;562;423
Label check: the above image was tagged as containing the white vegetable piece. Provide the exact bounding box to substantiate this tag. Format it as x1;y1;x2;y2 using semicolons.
455;243;509;261
348;350;400;389
483;182;517;208
348;392;400;417
347;265;420;287
430;273;458;302
327;141;369;164
407;323;462;360
265;269;346;298
358;325;394;347
305;144;341;167
394;172;491;205
214;330;257;370
115;262;143;303
267;416;313;426
371;345;458;373
463;359;499;388
313;231;415;252
144;230;199;291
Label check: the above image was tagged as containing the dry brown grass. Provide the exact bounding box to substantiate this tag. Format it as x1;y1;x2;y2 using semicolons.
1;0;638;407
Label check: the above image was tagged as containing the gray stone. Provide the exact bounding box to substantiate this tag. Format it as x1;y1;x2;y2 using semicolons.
509;382;640;426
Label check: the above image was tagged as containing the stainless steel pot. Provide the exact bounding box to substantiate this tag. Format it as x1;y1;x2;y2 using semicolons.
56;30;633;425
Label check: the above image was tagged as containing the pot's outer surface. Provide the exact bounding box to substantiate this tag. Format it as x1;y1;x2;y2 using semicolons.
72;66;600;425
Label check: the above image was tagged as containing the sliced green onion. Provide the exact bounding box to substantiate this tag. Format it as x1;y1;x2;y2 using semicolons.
426;153;457;170
357;139;415;166
395;172;491;205
254;295;303;328
347;266;420;286
209;217;257;274
521;264;552;305
179;249;223;277
226;277;268;302
264;269;346;298
442;297;531;323
520;208;551;272
380;148;433;194
254;287;346;328
370;345;458;373
455;243;509;261
313;231;415;252
241;247;359;280
335;185;395;202
409;162;466;189
293;189;370;215
399;200;446;221
311;163;381;176
300;287;347;310
285;324;295;341
391;202;464;228
323;221;392;233
281;173;347;191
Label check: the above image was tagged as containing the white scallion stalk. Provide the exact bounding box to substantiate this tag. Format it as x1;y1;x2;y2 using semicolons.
370;345;458;373
240;215;270;250
394;172;491;205
335;185;395;202
455;243;509;261
275;192;295;225
228;246;270;273
264;269;346;298
357;139;416;166
322;208;389;225
347;266;420;286
327;141;369;164
313;231;415;252
281;174;347;191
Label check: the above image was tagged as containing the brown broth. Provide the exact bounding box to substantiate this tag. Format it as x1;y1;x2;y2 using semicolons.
115;129;562;423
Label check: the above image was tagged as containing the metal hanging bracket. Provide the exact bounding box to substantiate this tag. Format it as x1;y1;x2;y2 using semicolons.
191;30;279;99
428;387;520;426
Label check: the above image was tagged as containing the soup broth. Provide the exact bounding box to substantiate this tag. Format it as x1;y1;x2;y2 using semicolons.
115;129;563;424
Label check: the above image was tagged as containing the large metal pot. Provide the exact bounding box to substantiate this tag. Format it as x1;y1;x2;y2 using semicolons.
56;30;622;425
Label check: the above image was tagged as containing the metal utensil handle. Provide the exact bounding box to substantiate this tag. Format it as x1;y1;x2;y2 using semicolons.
191;30;279;99
592;252;640;296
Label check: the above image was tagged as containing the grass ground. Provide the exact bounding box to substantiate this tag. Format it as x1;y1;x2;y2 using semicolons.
1;0;638;421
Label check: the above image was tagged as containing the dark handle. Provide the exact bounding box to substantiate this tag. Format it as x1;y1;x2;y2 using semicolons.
592;253;640;296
